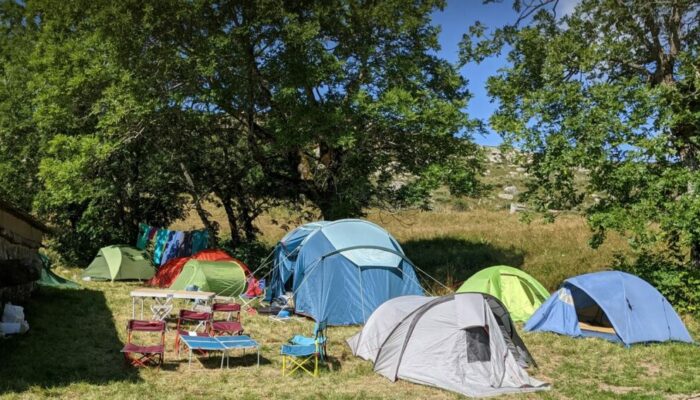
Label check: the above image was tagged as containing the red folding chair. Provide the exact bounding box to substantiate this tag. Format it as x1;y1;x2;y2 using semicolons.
175;310;212;356
121;320;165;367
211;302;244;336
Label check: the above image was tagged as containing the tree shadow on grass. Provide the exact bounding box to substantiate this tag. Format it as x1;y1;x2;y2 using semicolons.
0;286;139;394
401;236;525;289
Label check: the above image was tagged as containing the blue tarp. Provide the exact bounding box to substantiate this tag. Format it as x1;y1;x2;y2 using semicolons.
525;271;693;345
267;219;424;325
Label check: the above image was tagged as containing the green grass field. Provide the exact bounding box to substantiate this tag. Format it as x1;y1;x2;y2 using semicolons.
1;208;699;399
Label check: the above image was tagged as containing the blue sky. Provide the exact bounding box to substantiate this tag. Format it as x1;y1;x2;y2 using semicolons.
431;0;578;146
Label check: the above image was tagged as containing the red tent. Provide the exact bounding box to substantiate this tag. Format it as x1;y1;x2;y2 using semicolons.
147;249;250;287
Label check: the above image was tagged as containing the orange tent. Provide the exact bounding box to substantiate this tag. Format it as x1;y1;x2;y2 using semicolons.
147;249;250;287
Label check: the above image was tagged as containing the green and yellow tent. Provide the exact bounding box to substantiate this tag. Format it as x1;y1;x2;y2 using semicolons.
82;245;155;282
457;265;549;322
168;260;247;297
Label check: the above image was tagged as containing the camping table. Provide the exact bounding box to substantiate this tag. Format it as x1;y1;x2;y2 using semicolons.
178;335;260;369
130;288;215;320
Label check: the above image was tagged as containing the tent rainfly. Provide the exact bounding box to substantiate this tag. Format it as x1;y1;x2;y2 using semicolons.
147;249;246;288
457;265;550;322
267;219;424;325
38;253;79;289
82;246;155;282
347;293;549;397
525;271;693;345
168;260;247;297
266;221;329;301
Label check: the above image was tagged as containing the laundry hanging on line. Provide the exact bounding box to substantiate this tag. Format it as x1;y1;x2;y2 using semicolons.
136;223;210;267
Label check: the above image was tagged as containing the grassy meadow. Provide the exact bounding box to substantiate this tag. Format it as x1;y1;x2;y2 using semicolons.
1;206;699;399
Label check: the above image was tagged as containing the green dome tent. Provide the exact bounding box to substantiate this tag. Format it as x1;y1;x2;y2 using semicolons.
82;246;155;282
168;260;247;297
457;265;549;322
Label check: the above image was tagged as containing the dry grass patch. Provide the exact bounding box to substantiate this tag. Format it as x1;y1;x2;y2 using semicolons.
3;208;698;399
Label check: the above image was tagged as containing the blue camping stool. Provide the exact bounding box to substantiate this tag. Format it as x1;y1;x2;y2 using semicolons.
280;321;327;377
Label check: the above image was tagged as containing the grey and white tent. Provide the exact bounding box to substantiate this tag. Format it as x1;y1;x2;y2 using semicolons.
347;293;549;397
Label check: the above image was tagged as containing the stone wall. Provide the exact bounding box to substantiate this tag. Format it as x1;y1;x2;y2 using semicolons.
0;203;46;303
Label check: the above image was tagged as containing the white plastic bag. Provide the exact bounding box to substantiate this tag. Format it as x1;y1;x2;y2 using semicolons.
2;303;24;323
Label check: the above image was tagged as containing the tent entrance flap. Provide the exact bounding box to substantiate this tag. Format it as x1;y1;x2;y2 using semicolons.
465;327;491;362
570;286;614;329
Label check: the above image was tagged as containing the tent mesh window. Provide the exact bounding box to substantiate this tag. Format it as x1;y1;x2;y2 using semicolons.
465;327;490;362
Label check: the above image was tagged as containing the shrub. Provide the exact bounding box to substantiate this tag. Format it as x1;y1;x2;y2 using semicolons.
613;251;700;316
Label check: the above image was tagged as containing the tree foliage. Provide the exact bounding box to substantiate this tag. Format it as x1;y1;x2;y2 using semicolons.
462;0;700;271
0;0;482;262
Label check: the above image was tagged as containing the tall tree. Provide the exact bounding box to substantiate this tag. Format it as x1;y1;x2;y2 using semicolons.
76;0;483;233
0;0;483;259
154;0;483;221
463;1;700;268
0;1;40;210
18;0;189;262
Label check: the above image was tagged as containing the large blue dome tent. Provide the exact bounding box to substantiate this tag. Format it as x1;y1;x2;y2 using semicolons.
267;219;424;325
524;271;693;346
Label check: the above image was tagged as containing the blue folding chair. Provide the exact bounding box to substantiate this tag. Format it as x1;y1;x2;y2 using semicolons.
280;321;327;377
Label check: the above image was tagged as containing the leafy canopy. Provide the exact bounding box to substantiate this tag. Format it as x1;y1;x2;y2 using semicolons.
0;0;483;262
462;0;700;310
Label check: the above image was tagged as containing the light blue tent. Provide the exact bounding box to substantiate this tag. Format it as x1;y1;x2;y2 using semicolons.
266;221;330;302
524;271;693;345
267;219;424;325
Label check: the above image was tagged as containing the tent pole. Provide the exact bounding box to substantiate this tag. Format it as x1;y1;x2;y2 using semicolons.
359;265;365;323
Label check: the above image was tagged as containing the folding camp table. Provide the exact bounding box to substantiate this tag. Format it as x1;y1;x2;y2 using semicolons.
130;288;215;321
178;335;260;369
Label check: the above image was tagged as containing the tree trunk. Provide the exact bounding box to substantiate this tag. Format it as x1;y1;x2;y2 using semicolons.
217;192;241;245
179;162;219;241
690;241;700;270
240;204;257;242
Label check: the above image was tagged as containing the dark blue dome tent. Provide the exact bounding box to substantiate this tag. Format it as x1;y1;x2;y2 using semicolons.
525;271;693;346
267;219;424;325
